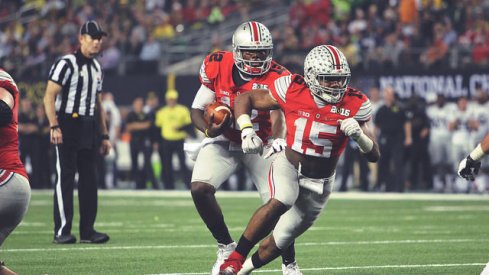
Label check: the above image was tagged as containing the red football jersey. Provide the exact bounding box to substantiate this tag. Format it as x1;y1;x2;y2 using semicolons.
0;69;27;180
270;74;372;158
199;51;290;144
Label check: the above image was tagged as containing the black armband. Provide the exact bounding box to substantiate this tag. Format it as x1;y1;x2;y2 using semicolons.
0;100;13;127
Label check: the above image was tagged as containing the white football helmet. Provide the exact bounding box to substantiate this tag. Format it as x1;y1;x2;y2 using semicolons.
304;45;351;103
232;21;273;76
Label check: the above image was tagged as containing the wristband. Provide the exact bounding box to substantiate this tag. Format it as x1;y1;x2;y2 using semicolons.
469;144;486;161
50;125;60;130
355;132;374;153
205;128;210;137
101;134;109;140
237;114;253;131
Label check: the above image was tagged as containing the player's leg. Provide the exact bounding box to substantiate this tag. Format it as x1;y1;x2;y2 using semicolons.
0;173;31;246
190;143;239;274
0;173;30;275
53;143;77;243
240;174;334;274
221;152;299;274
244;152;300;272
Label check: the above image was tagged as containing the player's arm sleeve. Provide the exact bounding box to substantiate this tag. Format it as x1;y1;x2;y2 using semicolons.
48;58;73;86
191;84;215;110
354;98;373;123
271;75;292;104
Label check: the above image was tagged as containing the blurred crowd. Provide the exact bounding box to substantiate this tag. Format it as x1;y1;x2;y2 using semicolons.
274;0;489;73
1;0;489;78
16;84;489;193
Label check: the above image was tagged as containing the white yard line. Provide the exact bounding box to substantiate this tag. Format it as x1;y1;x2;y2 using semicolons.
4;238;489;252
30;190;489;200
149;263;486;275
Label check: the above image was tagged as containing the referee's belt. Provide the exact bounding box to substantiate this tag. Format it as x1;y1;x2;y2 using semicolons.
57;112;94;120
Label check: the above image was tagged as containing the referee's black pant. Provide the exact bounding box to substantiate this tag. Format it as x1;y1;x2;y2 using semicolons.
53;116;99;238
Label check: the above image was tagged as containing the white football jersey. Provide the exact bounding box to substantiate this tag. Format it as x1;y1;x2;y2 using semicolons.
468;101;489;133
426;103;456;137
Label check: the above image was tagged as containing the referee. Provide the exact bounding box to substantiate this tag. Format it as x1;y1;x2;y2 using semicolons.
43;20;111;244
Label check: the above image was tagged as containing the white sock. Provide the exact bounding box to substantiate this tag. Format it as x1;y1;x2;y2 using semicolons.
238;258;255;275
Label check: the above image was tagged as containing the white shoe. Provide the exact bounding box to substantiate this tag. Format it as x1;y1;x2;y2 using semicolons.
211;242;237;275
282;261;302;275
481;262;489;275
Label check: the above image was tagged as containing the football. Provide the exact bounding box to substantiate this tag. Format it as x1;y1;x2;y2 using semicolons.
205;101;232;125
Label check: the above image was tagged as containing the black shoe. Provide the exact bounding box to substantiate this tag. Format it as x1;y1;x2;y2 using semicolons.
53;234;77;244
80;231;110;244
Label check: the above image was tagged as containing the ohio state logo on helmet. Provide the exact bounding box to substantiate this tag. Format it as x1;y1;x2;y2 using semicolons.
232;21;273;76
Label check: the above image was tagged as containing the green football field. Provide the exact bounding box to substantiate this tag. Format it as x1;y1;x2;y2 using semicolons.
2;191;488;275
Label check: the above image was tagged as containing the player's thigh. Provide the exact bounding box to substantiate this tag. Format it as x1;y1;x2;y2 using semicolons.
263;152;300;207
242;152;277;203
191;143;239;189
0;173;31;246
273;183;333;250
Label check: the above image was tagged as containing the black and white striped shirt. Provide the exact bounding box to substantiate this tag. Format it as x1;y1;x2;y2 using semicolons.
48;50;103;117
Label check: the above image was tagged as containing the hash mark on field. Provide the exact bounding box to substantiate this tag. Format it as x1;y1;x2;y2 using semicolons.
149;263;485;274
4;238;489;252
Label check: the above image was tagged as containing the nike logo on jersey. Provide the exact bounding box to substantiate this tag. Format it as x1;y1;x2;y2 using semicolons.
331;106;350;116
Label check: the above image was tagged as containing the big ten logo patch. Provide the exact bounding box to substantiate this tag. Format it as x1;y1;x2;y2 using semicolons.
252;83;269;90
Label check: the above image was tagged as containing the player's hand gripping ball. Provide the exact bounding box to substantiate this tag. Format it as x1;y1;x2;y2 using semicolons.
205;102;232;126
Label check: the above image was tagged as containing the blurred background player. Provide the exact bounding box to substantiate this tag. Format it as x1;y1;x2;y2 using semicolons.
189;21;301;275
0;70;31;275
448;97;472;192
426;94;456;192
221;45;380;274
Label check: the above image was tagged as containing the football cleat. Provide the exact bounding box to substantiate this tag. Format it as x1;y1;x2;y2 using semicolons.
219;251;245;275
212;242;237;275
282;261;303;275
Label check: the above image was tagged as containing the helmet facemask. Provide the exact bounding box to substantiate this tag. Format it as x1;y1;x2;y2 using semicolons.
233;47;272;76
306;72;350;103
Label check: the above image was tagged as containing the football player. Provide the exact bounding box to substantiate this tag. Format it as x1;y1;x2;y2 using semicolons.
426;94;456;191
0;70;31;275
220;45;380;274
190;22;301;274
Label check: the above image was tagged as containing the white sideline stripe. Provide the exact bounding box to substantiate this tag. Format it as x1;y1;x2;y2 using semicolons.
4;238;488;252
150;263;485;275
30;190;489;201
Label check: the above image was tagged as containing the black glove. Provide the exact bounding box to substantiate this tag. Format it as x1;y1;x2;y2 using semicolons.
457;156;481;181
